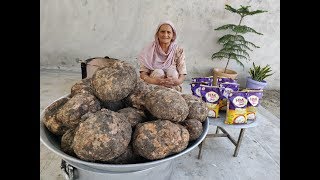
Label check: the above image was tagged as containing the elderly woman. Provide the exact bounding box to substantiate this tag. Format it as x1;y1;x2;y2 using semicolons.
138;20;187;92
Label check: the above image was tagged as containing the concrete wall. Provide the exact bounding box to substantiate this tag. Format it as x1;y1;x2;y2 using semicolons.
40;0;280;89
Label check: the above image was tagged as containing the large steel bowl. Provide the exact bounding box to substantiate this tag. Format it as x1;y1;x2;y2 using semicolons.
40;94;209;173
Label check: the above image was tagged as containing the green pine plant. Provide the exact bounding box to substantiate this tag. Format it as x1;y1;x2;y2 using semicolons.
248;62;273;82
211;4;267;73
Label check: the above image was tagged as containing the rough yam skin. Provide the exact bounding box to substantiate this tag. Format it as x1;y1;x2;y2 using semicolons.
117;107;146;128
72;109;132;162
132;120;189;160
181;94;202;103
106;143;144;164
144;88;189;122
61;128;77;156
181;119;203;141
70;78;93;96
181;94;208;122
101;100;126;112
123;79;157;110
91;60;138;102
43;115;69;136
85;57;121;78
43;96;70;135
56;93;101;129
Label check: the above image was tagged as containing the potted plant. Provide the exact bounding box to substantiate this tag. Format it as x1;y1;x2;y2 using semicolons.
211;4;267;85
246;62;274;89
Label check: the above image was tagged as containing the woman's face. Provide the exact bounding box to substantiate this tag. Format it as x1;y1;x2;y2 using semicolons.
157;24;174;44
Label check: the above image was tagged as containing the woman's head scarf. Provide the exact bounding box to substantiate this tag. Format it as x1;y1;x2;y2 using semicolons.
138;20;178;70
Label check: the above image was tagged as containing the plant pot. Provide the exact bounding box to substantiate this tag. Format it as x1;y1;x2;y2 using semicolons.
245;77;267;89
212;68;238;86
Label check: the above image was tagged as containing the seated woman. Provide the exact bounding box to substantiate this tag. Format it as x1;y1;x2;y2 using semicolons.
138;20;187;92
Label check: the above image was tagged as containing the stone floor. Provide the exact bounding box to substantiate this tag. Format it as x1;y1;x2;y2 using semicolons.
260;90;280;119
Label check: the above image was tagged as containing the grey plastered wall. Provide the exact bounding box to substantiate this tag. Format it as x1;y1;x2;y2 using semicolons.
40;0;280;89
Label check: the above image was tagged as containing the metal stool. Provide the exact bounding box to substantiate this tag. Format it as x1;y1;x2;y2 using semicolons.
198;111;259;158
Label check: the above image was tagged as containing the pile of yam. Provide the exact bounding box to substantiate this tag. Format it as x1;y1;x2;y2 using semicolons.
42;57;208;164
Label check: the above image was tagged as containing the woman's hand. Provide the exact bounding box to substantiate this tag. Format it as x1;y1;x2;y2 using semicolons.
140;72;184;87
144;77;175;87
154;78;166;86
162;77;180;87
141;72;163;86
